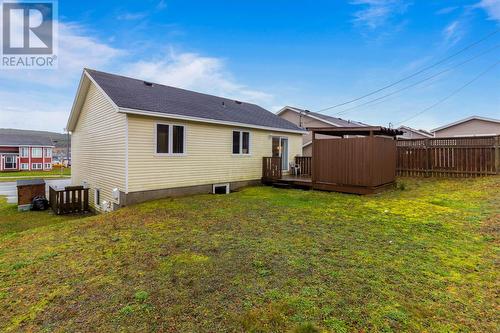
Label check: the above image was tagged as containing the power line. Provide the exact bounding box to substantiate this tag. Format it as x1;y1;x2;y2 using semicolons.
396;60;500;125
315;28;500;113
333;44;500;116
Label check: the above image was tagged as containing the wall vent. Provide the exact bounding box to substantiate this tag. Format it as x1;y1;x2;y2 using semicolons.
212;183;230;194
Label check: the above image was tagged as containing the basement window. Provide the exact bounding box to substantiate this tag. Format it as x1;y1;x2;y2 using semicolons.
213;183;230;194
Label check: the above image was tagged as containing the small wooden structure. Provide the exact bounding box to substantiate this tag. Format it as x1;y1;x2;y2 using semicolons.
263;126;403;194
49;185;89;215
16;179;45;211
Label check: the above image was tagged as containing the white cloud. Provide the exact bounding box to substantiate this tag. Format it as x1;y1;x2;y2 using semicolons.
351;0;410;29
476;0;500;22
124;50;274;106
156;0;167;11
0;90;69;131
0;20;275;131
442;20;464;46
436;6;459;15
0;22;124;86
117;12;148;20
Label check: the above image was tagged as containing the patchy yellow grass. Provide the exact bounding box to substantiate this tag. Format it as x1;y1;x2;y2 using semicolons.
0;177;498;332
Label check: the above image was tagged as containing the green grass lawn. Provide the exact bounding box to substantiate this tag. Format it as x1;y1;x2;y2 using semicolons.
0;177;498;332
0;167;70;182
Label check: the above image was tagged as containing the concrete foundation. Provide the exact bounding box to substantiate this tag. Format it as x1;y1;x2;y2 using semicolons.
120;179;261;206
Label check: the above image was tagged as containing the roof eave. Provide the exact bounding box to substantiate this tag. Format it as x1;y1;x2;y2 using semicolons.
66;69;120;132
118;107;307;134
431;116;500;133
277;106;343;127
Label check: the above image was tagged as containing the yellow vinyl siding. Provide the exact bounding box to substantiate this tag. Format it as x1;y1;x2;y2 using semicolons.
71;83;126;211
127;114;302;192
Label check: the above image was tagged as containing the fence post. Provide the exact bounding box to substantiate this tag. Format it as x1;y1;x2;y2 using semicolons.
495;135;500;175
425;138;431;177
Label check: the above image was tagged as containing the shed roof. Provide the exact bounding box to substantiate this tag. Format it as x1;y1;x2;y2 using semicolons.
17;179;45;186
308;126;403;137
84;69;304;133
0;133;54;146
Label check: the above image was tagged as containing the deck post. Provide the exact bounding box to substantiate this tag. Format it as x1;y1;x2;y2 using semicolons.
311;130;316;190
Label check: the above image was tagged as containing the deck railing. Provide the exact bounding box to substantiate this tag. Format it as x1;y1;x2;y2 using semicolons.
49;185;89;215
295;156;312;176
262;157;282;181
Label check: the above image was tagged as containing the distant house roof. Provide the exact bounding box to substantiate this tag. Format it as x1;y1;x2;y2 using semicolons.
431;116;500;133
397;125;433;138
71;69;304;133
308;126;403;137
277;106;369;127
0;132;54;147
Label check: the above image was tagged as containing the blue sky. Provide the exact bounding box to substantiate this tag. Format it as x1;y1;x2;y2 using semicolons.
0;0;499;132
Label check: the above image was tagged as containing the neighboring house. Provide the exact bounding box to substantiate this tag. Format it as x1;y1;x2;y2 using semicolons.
277;106;368;155
0;133;54;172
396;125;433;139
432;116;500;137
67;69;304;212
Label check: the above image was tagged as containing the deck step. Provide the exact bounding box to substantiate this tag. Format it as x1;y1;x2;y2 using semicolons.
272;182;293;189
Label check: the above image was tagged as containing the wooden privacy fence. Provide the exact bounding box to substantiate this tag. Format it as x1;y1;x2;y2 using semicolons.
295;156;312;176
49;185;89;215
397;136;500;177
262;157;282;181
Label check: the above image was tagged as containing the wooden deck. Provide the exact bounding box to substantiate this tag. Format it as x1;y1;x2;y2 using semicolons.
279;175;312;187
268;174;394;194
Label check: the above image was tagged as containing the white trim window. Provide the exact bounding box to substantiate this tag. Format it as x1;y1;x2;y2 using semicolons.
32;163;43;170
44;148;52;157
156;123;186;155
31;148;42;158
232;130;251;155
20;163;29;170
4;155;17;169
44;163;52;169
20;147;29;157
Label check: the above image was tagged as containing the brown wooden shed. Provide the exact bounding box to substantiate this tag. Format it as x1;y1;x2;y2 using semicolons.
308;127;403;194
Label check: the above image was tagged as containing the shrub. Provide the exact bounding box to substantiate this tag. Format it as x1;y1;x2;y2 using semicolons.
134;290;149;303
293;323;321;333
396;181;407;191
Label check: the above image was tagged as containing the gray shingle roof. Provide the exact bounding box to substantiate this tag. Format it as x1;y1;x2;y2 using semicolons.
86;69;303;132
284;106;369;127
0;132;53;146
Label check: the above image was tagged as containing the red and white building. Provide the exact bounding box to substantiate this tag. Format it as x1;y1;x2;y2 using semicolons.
0;134;54;172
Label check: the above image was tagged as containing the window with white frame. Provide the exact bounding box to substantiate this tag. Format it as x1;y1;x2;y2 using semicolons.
156;124;185;155
20;147;29;157
44;148;52;157
31;148;42;158
4;155;17;169
44;163;52;169
20;163;29;170
232;130;250;154
32;163;42;170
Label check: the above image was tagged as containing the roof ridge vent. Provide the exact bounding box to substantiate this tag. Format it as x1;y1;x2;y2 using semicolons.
143;81;154;87
234;100;242;104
